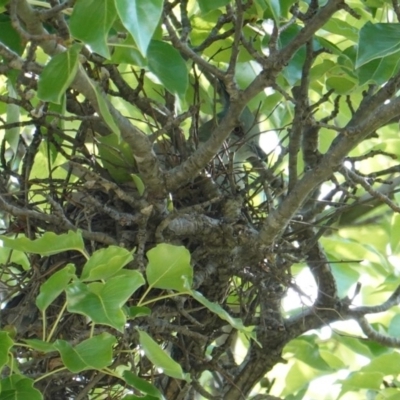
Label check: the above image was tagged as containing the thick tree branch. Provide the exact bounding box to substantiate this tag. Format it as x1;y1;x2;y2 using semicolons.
259;96;400;246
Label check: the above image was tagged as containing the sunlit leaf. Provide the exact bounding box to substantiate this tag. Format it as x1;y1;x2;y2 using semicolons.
339;371;383;390
66;270;144;331
0;231;85;256
0;331;13;368
361;352;400;375
146;243;193;292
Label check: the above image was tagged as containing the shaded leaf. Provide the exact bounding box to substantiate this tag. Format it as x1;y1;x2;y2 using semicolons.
137;330;190;381
109;34;147;66
123;370;162;398
126;306;151;319
23;339;56;353
88;77;120;135
257;0;281;24
36;264;76;312
356;22;400;68
97;133;136;182
0;375;43;400
37;44;81;104
198;0;230;13
0;14;25;55
190;290;246;332
358;51;400;86
148;40;188;97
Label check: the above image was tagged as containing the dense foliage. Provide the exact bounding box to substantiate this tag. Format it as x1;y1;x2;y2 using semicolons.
1;0;400;399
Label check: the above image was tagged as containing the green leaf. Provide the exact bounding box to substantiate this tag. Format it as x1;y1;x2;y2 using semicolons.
285;336;332;371
0;331;13;369
361;352;400;375
277;25;306;85
97;133;136;182
54;333;116;373
326;75;357;95
81;246;133;281
0;14;25;55
69;0;116;59
281;362;314;396
5;81;20;169
66;270;145;331
115;0;163;56
319;350;346;369
256;0;280;24
36;264;76;312
37;44;81;104
137;330;190;381
358;51;400;86
146;243;193;292
88;78;120;135
190;290;246;332
126;306;151;318
23;339;56;353
123;371;163;398
0;231;85;256
323;17;359;43
356;22;400;68
109;34;147;66
131;174;145;196
390;213;400;254
388;314;400;337
198;0;230;13
340;371;383;390
331;263;360;299
147;40;188;97
0;376;43;400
